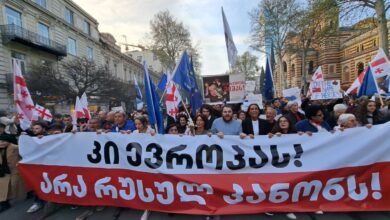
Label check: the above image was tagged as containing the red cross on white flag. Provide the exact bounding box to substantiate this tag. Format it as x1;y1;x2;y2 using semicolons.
13;59;35;130
371;48;390;78
165;82;182;119
35;104;53;122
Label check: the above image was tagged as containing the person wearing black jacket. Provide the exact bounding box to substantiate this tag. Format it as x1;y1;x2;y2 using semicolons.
242;104;276;137
283;101;306;126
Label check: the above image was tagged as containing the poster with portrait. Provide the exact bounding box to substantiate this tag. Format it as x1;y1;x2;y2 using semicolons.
202;74;245;104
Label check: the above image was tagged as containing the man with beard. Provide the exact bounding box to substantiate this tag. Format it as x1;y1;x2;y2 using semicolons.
210;105;242;138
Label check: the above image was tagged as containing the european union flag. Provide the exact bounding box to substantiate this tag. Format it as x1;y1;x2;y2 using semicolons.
262;56;274;101
143;61;164;134
157;72;168;91
171;51;195;93
358;65;379;97
189;56;203;116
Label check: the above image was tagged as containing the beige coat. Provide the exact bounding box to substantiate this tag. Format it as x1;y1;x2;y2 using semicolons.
0;144;27;202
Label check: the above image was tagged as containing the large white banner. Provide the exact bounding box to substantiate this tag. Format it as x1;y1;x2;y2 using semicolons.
18;123;390;215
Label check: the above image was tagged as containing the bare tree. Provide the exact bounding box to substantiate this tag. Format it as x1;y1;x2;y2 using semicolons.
337;0;389;55
149;10;201;73
26;58;132;103
293;0;339;92
249;0;302;90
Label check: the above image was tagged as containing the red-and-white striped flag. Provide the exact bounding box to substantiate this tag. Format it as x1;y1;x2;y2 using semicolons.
80;92;91;119
75;96;86;119
311;66;324;82
13;59;35;130
346;67;367;95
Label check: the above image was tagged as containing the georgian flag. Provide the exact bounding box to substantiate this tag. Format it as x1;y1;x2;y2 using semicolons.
165;82;182;120
34;104;53;122
13;59;35;130
80;92;91;119
371;48;390;78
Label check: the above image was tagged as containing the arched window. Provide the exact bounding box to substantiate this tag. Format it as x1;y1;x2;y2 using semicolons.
283;61;287;72
343;66;350;82
308;61;314;75
291;64;295;77
356;62;364;75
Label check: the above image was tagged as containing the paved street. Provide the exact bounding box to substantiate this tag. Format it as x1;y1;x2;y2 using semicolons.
1;198;390;220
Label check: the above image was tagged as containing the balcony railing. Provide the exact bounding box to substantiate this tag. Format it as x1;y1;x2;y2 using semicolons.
0;24;67;57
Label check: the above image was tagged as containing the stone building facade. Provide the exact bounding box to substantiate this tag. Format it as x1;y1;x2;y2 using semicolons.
0;0;159;112
274;17;385;96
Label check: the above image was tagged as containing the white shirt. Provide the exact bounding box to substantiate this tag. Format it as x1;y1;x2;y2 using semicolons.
252;120;259;135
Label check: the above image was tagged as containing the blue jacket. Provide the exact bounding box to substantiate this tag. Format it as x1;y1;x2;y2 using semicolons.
295;119;331;133
111;120;136;132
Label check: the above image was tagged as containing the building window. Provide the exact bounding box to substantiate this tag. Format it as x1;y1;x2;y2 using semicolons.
124;67;127;81
291;64;295;77
343;66;350;82
67;37;76;56
356;46;359;53
105;58;110;71
86;47;93;61
373;39;377;47
35;0;47;8
5;6;22;27
329;64;336;74
360;44;364;51
114;63;118;77
283;61;287;72
12;51;26;75
83;20;91;36
37;22;49;45
356;62;364;74
64;7;74;25
308;61;314;75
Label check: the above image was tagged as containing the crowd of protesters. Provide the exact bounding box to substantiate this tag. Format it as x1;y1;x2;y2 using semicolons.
0;94;390;219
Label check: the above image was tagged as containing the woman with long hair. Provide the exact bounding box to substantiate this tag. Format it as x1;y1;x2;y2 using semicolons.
133;116;155;135
194;115;208;135
355;100;386;126
268;116;297;138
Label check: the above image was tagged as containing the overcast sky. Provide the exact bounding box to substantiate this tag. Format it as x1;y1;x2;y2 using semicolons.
73;0;263;75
